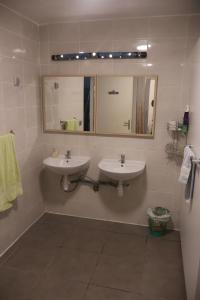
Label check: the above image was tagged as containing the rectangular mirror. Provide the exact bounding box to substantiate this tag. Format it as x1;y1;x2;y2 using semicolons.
96;75;157;136
42;75;157;137
43;76;96;133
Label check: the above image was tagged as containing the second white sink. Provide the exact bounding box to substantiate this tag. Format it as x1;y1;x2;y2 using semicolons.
98;158;145;181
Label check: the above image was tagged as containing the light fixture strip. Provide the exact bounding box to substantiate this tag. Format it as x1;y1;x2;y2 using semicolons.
52;51;147;61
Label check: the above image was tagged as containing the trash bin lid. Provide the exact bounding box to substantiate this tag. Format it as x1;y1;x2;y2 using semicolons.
147;206;171;220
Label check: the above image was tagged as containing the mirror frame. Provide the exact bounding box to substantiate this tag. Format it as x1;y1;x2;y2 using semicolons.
42;74;158;138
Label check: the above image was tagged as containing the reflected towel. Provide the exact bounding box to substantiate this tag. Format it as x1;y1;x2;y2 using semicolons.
0;134;23;212
179;146;194;184
185;161;196;203
66;119;79;131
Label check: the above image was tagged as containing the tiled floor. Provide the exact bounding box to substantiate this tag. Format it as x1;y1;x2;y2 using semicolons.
0;213;186;300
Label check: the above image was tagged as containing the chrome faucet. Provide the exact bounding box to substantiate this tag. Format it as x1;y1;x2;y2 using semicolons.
120;153;125;164
65;150;71;159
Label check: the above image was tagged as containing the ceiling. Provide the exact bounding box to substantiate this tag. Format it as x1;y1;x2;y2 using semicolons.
1;0;200;24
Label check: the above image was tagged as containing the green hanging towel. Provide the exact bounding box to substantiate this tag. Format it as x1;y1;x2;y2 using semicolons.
0;133;23;212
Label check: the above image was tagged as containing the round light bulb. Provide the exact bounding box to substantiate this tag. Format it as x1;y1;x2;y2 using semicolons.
92;52;96;57
109;54;113;58
76;55;79;59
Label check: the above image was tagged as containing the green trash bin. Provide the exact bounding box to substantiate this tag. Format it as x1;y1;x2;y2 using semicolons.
147;207;171;237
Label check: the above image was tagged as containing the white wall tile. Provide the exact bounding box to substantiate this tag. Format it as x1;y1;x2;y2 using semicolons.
148;16;188;38
21;18;39;41
40;42;50;64
80;40;113;53
79;60;114;75
23;62;40;85
112;39;148;52
0;5;22;35
0;108;6;134
39;25;49;42
0;28;22;59
0;57;23;84
188;15;200;37
3;83;24;108
80;20;113;41
24;84;40;107
21;38;40;63
147;38;187;64
113;61;148;75
112;18;148;39
48;23;79;42
147;62;184;86
49;41;79;55
0;83;3;107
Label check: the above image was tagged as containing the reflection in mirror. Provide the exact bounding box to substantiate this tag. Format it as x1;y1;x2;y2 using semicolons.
43;76;95;132
96;76;157;135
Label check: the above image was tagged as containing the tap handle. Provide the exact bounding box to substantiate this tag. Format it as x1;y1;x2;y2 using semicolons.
65;149;71;158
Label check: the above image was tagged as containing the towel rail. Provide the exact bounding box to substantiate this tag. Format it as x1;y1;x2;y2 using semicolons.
187;145;200;166
192;159;200;165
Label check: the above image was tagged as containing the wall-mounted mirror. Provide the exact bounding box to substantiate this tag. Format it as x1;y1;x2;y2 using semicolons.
43;76;96;133
42;75;157;137
96;76;157;136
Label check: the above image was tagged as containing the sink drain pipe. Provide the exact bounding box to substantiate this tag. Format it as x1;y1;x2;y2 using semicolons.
117;181;124;197
60;175;129;195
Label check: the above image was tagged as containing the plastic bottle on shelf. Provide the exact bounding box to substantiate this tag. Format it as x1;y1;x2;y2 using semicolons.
182;105;189;134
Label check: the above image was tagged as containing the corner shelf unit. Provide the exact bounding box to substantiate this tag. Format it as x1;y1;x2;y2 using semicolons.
165;123;188;162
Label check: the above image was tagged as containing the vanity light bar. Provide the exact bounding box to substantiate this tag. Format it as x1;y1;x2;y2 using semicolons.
52;51;147;61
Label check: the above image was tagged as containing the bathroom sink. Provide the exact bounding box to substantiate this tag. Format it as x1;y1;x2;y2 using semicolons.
43;155;90;176
98;158;145;181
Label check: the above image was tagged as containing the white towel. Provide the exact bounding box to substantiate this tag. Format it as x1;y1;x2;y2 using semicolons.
185;162;196;203
179;146;194;184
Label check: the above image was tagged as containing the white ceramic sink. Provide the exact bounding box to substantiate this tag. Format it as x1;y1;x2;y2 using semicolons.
98;158;145;181
43;155;90;176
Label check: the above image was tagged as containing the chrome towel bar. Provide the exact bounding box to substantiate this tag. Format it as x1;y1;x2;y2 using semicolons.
188;145;200;166
192;159;200;165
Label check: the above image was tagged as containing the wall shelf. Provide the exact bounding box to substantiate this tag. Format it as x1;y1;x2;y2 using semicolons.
165;122;188;162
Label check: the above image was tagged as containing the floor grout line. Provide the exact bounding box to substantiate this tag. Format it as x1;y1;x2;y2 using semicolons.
81;282;91;300
88;282;136;293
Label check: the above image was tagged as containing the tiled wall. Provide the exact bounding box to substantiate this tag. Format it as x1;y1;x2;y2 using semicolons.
0;5;44;255
39;15;195;228
180;15;200;300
